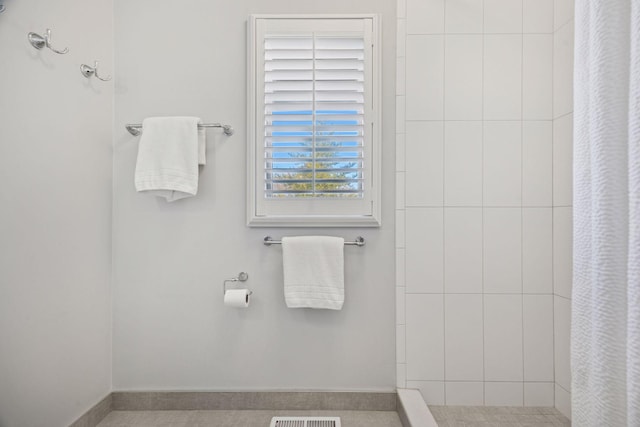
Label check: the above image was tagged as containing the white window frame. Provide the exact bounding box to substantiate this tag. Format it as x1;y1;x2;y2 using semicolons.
247;14;381;227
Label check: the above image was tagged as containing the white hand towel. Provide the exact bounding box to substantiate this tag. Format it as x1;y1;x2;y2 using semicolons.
134;117;206;202
282;236;345;310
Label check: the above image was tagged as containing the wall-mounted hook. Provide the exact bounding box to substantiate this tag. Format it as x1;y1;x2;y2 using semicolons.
80;61;111;81
28;29;69;54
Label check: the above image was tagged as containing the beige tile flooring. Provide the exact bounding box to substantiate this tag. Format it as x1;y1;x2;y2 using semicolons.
97;410;403;427
428;406;571;427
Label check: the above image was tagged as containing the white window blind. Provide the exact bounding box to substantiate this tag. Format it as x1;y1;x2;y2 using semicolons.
248;16;381;227
264;35;365;198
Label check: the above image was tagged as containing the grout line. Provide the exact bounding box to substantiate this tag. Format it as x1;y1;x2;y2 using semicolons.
520;0;526;404
552;111;573;121
404;204;557;208
405;32;554;36
441;1;447;397
404;292;558;295
481;0;486;406
551;9;557;406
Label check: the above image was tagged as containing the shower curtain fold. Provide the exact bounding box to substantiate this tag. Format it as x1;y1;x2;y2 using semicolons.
572;1;640;426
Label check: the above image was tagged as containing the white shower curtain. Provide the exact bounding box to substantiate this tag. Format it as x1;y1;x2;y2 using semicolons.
572;0;640;426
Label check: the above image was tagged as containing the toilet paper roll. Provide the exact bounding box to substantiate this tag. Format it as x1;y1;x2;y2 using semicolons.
224;289;251;308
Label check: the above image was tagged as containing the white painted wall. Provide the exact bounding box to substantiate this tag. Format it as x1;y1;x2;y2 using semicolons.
552;0;574;419
396;0;560;407
112;0;396;391
0;1;113;426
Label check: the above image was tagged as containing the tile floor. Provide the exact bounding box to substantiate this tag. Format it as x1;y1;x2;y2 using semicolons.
428;406;571;427
97;410;403;427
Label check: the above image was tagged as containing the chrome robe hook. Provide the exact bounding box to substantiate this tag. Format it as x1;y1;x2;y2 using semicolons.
80;61;111;81
28;29;69;54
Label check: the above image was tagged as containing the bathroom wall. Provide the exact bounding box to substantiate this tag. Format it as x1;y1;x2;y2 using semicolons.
112;0;396;391
0;1;113;426
396;0;558;406
552;0;574;419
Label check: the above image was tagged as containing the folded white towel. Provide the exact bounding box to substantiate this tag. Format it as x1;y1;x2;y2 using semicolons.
134;117;206;202
282;236;345;310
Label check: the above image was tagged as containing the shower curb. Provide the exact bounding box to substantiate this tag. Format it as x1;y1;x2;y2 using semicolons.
396;389;438;427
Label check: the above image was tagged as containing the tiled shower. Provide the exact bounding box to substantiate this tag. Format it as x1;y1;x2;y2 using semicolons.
395;0;573;418
0;0;579;425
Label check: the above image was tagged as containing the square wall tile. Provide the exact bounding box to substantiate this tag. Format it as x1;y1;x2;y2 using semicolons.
396;132;406;172
522;121;553;206
397;19;406;58
484;0;523;33
406;121;444;207
484;294;523;381
397;95;406;133
445;0;483;33
523;35;553;120
553;113;573;207
484;208;522;293
406;36;444;120
523;295;554;381
554;0;575;31
555;383;572;419
554;295;571;391
396;248;406;287
396;57;406;95
398;0;407;19
524;382;554;406
522;208;553;294
444;208;483;293
553;21;574;118
407;0;445;34
444;35;483;120
483;122;522;206
406;381;445;405
396;209;406;248
397;288;406;325
406;208;444;293
397;363;407;388
396;172;405;209
444;121;483;206
523;0;554;33
484;35;523;120
445;382;484;405
397;324;406;363
406;294;445;380
553;207;573;299
485;382;523;406
445;294;484;381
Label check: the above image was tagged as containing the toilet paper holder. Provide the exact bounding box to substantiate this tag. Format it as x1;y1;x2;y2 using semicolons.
223;272;251;295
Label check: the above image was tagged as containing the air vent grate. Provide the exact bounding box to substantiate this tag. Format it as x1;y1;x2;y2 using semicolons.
270;416;341;427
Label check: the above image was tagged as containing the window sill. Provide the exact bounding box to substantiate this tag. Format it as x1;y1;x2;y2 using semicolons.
247;214;381;228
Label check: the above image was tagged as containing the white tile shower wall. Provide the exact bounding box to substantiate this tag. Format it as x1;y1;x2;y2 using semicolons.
396;0;561;407
552;0;574;418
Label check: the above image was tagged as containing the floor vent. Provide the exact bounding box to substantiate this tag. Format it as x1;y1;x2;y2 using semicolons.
270;416;341;427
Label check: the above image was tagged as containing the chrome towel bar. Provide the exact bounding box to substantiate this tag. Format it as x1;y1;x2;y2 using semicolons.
263;236;365;247
125;123;234;136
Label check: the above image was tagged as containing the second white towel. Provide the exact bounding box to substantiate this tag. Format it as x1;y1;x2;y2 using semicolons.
282;236;345;310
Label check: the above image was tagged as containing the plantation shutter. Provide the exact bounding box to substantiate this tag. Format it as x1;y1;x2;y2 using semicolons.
264;35;365;198
248;16;380;227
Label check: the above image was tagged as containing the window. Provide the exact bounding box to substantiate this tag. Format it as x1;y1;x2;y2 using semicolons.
247;15;381;227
